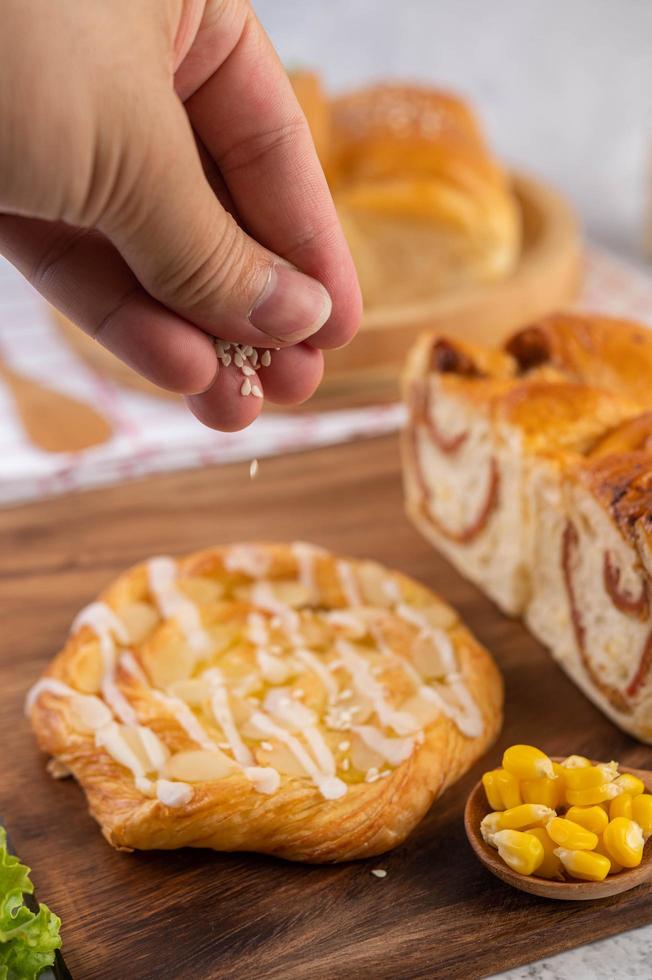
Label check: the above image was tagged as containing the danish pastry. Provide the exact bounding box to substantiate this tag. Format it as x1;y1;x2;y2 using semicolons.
27;543;502;862
402;314;652;741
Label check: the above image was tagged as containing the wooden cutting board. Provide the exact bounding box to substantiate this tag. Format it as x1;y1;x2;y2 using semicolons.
1;435;651;980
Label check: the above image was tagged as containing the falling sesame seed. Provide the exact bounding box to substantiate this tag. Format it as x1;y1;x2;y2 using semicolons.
251;384;263;398
261;741;274;752
242;365;255;376
338;740;350;752
261;350;271;367
371;869;387;878
241;378;252;397
249;459;259;479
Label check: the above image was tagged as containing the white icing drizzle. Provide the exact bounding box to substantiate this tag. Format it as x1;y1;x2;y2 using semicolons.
156;778;193;807
338;641;420;736
262;688;338;777
353;725;415;765
72;600;137;724
250;711;346;800
243;766;281;795
396;604;458;675
292;541;324;597
336;561;362;607
224;545;270;579
294;649;339;702
25;677;77;715
147;557;210;653
119;651;218;751
95;722;153;795
207;672;254;766
421;676;484;738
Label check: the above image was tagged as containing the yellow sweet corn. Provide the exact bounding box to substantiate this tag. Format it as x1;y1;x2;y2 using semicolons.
554;847;611;882
521;775;565;810
595;834;623;873
561;763;617;791
603;817;645;868
552;761;565;779
493;830;544;876
565;805;609;836
614;773;645;798
480;812;502;846
503;745;555;780
610;792;633;821
565;783;622;807
561;754;591;769
525;828;563;880
482;771;505;811
495;768;522;809
498;804;555;831
632;793;652;839
546;816;599;850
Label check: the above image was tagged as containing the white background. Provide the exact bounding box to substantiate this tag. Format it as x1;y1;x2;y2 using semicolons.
254;0;652;261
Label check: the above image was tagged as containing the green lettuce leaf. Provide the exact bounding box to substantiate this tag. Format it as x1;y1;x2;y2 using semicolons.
0;826;62;979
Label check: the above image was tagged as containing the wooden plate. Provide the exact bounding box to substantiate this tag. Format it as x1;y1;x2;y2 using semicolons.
51;171;581;408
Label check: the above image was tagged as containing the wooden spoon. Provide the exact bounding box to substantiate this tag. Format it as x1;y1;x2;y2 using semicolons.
0;360;112;453
465;760;652;901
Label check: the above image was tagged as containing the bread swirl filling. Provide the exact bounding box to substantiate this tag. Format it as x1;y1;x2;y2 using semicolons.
26;543;484;807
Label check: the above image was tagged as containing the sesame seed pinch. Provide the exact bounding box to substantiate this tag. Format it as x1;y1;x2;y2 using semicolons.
185;353;263;432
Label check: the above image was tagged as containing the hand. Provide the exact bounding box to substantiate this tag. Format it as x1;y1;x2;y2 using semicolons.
0;0;361;430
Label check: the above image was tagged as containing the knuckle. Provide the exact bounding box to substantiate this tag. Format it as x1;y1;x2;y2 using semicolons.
218;116;309;179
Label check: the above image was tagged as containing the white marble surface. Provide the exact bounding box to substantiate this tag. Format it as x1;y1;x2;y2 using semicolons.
253;2;652;975
254;0;652;262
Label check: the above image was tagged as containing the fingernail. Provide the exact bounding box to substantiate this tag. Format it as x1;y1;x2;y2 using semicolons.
249;265;332;342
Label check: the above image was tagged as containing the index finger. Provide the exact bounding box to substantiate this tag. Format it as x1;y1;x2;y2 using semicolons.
184;8;362;350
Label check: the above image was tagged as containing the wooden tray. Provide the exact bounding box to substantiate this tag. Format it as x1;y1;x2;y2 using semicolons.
3;435;648;980
51;172;581;408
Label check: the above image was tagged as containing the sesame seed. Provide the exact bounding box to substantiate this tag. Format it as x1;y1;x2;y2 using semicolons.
292;688;305;699
235;352;244;368
249;459;259;479
261;741;274;752
338;740;350;752
222;353;232;367
243;345;254;357
339;689;353;701
371;869;387;878
341;758;350;771
242;365;255;377
217;742;230;751
240;378;252;397
379;769;391;778
251;384;263;398
261;350;271;367
365;767;379;783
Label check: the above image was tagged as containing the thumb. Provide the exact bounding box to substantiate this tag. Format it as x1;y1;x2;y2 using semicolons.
99;94;331;348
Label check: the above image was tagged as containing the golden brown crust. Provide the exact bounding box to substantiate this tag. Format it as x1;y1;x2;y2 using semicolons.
29;543;502;863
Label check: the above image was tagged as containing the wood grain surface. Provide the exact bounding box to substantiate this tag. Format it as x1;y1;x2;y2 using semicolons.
1;435;651;980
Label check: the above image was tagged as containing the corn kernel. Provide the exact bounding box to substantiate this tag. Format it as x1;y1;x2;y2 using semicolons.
603;817;645;868
610;792;633;821
498;804;555;831
521;775;565;809
565;805;609;837
503;745;555;780
493;829;544;876
561;754;591;769
525;828;563;880
482;771;505;811
552;761;565;779
565;783;622;807
632;793;652;838
480;812;502;846
495;768;522;809
546;816;598;850
554;847;611;882
614;773;645;798
595;834;623;873
562;764;617;791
